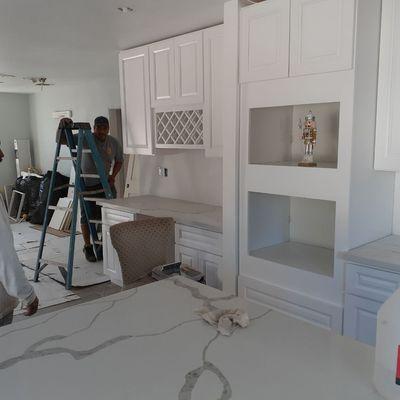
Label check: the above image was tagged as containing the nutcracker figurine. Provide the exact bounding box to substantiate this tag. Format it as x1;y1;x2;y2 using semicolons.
298;110;318;167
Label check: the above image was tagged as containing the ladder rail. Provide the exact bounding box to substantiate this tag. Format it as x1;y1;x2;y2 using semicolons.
34;140;62;283
34;125;113;289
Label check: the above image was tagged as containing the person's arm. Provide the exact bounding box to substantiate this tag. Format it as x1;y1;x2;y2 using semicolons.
108;139;124;186
0;204;38;316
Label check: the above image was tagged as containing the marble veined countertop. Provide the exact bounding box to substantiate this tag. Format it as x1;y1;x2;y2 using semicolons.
0;278;382;400
341;234;400;274
96;195;223;233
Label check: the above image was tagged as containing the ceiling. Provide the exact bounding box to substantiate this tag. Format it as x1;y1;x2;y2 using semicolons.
0;0;226;93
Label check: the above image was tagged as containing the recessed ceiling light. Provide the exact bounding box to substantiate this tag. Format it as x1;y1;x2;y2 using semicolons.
117;6;134;13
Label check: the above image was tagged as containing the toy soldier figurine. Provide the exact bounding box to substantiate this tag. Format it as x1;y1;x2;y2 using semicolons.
298;110;318;167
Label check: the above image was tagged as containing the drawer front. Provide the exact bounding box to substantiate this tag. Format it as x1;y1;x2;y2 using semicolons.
102;207;135;226
343;294;382;346
175;224;222;256
346;263;400;303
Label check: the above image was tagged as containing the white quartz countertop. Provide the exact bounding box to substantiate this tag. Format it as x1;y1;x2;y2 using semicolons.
96;195;223;233
0;278;383;400
342;235;400;274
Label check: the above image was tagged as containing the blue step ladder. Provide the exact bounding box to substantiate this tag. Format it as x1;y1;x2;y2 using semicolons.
34;123;113;290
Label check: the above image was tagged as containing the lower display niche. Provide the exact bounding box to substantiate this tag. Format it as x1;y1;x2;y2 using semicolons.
248;192;336;277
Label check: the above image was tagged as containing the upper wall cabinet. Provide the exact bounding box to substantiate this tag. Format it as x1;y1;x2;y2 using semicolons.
290;0;355;76
175;32;204;106
150;33;203;108
375;0;400;171
204;25;223;158
119;46;153;155
240;0;355;83
149;39;176;108
240;0;290;83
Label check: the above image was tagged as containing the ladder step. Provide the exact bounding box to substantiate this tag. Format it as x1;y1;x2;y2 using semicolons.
71;149;92;154
57;156;77;161
80;174;100;179
84;197;103;202
89;220;103;224
79;189;105;196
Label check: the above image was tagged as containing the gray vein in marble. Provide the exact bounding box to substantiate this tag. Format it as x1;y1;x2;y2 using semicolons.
0;289;137;340
173;279;236;311
0;336;133;370
178;308;274;400
0;305;201;371
179;332;232;400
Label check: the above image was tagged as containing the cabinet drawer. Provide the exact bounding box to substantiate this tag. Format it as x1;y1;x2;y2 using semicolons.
346;263;400;303
102;208;135;226
175;224;222;256
343;294;382;346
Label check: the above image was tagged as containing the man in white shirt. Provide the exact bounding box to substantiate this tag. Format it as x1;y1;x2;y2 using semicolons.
0;144;39;327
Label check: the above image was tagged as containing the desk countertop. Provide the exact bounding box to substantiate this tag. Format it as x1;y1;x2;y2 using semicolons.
341;235;400;274
96;195;223;233
0;277;382;400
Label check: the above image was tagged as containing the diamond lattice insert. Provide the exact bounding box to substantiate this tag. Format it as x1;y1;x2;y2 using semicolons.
156;110;204;146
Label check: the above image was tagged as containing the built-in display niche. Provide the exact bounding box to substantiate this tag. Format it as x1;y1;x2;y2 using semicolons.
248;192;336;277
249;102;340;168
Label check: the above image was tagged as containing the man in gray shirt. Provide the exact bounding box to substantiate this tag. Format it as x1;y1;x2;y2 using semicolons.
77;116;124;262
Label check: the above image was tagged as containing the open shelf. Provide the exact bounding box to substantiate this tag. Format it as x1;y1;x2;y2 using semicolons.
248;192;336;277
249;102;340;169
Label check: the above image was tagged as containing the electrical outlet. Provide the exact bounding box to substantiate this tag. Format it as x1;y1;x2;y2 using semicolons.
158;167;168;177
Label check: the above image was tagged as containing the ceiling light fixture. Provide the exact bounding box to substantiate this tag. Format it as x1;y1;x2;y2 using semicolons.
0;73;16;78
117;6;134;13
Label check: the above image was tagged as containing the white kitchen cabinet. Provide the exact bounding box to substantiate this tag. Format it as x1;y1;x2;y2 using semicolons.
149;39;175;108
175;245;200;271
290;0;355;76
344;262;400;346
119;46;153;155
198;251;223;290
375;0;400;171
343;294;381;347
102;207;135;286
175;31;204;106
240;0;290;83
204;25;223;158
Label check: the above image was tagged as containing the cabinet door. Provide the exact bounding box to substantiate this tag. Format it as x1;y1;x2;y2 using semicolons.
175;31;204;105
103;227;123;286
149;39;175;107
240;0;290;83
290;0;355;76
375;0;400;171
198;251;222;290
343;294;382;346
175;245;201;272
204;25;223;158
119;46;153;155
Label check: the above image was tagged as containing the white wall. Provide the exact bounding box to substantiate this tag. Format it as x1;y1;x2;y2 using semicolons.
29;78;223;206
0;93;32;187
134;149;223;206
29;78;121;176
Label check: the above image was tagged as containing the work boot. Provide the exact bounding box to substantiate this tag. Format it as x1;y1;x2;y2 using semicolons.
83;245;97;263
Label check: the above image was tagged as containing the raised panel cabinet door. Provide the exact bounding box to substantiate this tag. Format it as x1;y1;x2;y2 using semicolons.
204;25;223;158
343;294;382;346
290;0;355;76
240;0;290;83
103;228;123;287
149;39;175;107
175;245;201;272
375;0;400;171
119;46;153;155
174;31;204;105
198;251;222;289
